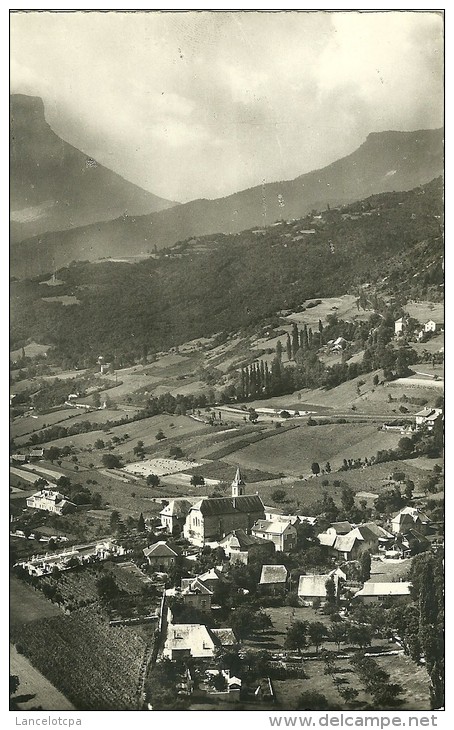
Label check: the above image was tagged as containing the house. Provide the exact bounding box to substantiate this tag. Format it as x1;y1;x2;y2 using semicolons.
331;525;380;561
354;491;379;508
26;489;76;515
143;541;179;572
168;578;213;612
297;573;339;606
181;567;225;593
251;520;297;552
259;565;288;594
390;507;431;536
414;407;442;431
160;499;193;534
352;582;412;604
218;529;273;564
182;578;213;608
424;319;444;333
210;628;238;649
29;447;44;460
183;468;265;546
329;521;353;535
394;318;405;336
163;623;217;660
11;453;28;464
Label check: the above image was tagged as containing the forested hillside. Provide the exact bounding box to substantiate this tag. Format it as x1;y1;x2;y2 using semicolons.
10;178;443;366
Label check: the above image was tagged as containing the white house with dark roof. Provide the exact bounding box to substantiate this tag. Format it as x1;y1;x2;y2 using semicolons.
390;507;431;536
26;489;76;515
415;407;442;431
160;499;193;534
251;519;297;552
259;564;288;593
219;529;273;564
143;541;179;571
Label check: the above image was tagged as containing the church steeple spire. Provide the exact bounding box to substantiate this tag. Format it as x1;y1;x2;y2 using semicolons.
231;466;245;497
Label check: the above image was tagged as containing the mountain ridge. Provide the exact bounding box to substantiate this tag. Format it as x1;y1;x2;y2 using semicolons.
10;97;443;278
10;94;177;243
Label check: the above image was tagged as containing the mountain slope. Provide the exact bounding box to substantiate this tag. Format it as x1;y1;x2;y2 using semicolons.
10;177;443;362
11;126;443;279
10;94;177;243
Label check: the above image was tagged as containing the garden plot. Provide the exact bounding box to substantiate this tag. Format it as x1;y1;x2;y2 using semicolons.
123;457;202;477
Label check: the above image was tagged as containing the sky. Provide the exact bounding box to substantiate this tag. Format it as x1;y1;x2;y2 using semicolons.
10;10;444;203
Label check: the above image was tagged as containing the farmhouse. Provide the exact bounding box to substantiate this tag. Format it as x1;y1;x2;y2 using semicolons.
353;582;412;604
390;507;431;536
414;407;442;431
183;468;265;546
251;519;297;552
424;318;444;333
259;564;288;594
160;499;193;534
143;541;179;571
26;488;76;515
298;573;339;606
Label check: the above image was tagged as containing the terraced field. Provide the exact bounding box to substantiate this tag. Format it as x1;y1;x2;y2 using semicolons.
10;607;147;710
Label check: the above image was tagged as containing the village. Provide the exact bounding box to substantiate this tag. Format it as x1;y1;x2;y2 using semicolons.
9;288;445;711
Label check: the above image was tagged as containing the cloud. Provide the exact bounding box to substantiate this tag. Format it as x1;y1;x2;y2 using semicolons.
10;10;444;202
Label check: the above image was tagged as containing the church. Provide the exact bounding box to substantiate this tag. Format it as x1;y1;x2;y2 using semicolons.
183;467;265;547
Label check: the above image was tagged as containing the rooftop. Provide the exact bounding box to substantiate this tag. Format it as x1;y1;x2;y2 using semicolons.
260;564;288;585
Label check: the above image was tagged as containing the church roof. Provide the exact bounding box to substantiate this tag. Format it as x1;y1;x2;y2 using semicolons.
190;494;264;517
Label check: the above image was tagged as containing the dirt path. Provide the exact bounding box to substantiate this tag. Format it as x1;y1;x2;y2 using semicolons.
10;644;75;711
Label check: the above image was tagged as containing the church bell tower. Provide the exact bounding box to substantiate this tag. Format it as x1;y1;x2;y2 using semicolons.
231;466;245;498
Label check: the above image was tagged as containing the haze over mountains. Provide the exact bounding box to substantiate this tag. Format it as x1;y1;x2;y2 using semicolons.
10;94;443;279
10;94;177;244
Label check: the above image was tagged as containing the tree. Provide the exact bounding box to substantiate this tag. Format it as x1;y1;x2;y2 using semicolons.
296;691;330;710
359;551;371;582
146;474;160;487
190;474;205;487
138;513;145;532
271;488;287;503
308;621;327;654
329;622;347;651
10;675;20;697
96;573;120;602
341;486;355;513
311;462;320;476
347;624;372;649
92;492;102;509
169;446;184;459
325;577;336;605
102;453;122;469
284;621;308;655
155;430;166;441
94;439;105;449
110;510;121;531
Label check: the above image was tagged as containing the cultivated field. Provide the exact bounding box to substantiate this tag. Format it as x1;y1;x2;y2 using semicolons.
123;457;202;477
273;652;430;710
10;341;52;361
222;423;400;477
10;644;75;711
10;607;147;710
10;577;62;627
